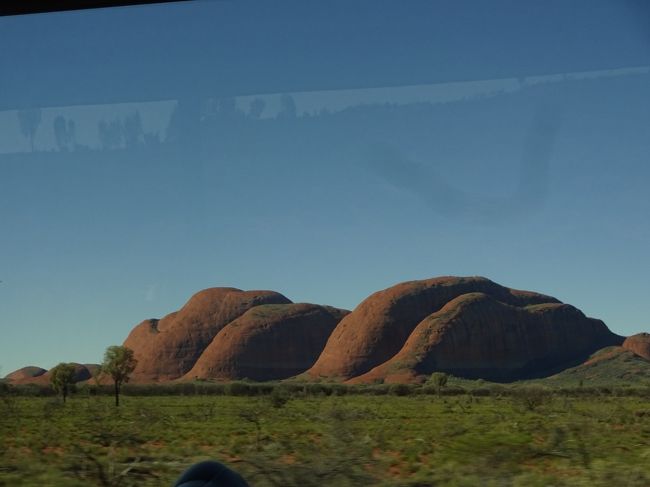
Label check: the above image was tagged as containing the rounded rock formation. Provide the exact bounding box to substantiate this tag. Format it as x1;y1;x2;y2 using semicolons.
622;333;650;361
349;292;623;383
123;287;292;382
186;303;349;381
308;276;561;380
4;366;47;383
12;363;95;385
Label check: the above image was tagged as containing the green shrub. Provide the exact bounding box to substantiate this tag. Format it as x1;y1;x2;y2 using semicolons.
428;372;449;393
304;383;332;396
363;384;390;395
269;386;291;408
388;383;414;396
512;386;550;411
487;384;507;396
226;381;253;396
0;382;18;418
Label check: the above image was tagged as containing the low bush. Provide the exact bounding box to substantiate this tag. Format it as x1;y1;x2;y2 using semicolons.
388;383;415;396
269;386;291;408
512;385;551;411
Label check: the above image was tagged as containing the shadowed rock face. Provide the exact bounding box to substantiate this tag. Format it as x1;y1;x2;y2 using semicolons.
123;288;292;382
308;276;561;380
349;293;624;383
83;364;101;378
4;366;47;383
185;303;349;381
623;333;650;360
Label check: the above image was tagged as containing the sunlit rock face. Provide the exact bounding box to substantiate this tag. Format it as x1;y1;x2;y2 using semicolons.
623;333;650;361
4;366;47;383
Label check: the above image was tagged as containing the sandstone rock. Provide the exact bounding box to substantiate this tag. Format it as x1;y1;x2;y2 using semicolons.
11;363;94;385
4;366;47;383
622;333;650;361
123;287;291;382
308;276;561;380
350;292;623;383
186;303;349;381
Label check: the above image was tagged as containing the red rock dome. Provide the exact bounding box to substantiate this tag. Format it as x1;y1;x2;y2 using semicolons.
123;287;291;382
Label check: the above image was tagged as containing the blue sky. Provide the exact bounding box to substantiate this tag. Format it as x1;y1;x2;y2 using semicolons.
1;0;649;374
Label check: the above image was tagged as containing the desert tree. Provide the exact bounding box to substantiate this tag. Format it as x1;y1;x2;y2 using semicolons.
53;115;78;151
53;115;68;151
248;97;266;119
17;108;42;151
217;97;238;118
514;385;550;412
165;97;202;146
278;94;297;119
67;119;76;148
50;362;76;403
123;111;143;148
98;118;124;150
53;115;77;151
101;345;137;407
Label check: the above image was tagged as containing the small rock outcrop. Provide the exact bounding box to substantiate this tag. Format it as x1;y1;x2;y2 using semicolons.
186;303;349;381
4;366;47;383
546;346;650;384
622;333;650;361
7;363;92;385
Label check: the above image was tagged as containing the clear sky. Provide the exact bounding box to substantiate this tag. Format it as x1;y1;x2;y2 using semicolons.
1;0;649;375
